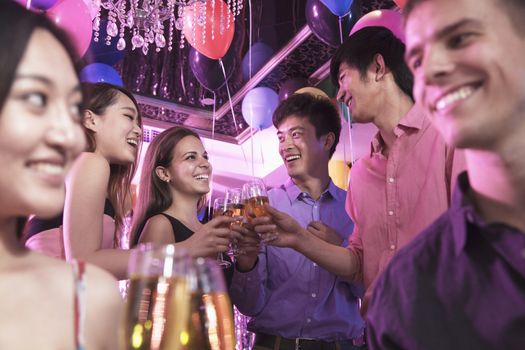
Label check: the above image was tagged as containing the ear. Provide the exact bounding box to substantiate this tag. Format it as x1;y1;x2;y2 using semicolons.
322;132;336;153
373;53;388;81
82;110;99;132
155;166;171;183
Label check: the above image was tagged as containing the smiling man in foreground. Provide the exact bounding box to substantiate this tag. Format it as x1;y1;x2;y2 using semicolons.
366;0;525;348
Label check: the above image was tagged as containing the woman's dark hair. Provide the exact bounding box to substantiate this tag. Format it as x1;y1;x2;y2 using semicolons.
129;127;204;246
330;26;414;101
0;1;79;239
273;92;341;158
81;82;143;247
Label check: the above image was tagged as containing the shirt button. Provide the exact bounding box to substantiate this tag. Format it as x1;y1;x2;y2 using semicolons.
388;177;395;183
390;244;396;250
247;277;251;281
388;210;394;216
306;318;312;323
313;262;317;267
521;249;525;259
311;293;317;298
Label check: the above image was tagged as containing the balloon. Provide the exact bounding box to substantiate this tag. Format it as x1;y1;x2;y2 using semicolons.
83;0;100;20
241;87;279;130
47;0;92;58
80;63;124;87
305;0;361;48
241;42;274;81
295;87;330;99
189;47;235;91
350;9;405;42
393;0;406;8
278;78;308;101
320;0;353;17
16;0;58;10
183;0;235;60
83;20;125;66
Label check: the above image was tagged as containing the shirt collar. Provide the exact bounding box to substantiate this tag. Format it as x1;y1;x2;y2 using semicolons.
282;178;340;202
370;104;428;156
451;171;482;256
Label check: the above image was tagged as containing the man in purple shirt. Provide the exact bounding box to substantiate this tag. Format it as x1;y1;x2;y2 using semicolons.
366;0;525;348
230;93;365;349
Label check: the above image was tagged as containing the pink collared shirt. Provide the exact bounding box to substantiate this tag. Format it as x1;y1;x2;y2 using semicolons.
346;104;465;314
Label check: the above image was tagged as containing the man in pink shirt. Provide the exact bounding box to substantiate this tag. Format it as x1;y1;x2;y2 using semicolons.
253;26;464;315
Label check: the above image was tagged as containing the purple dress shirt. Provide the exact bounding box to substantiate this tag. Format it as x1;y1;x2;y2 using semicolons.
230;179;364;341
367;172;525;349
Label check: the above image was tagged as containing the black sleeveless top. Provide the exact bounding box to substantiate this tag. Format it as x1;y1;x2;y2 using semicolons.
135;213;234;287
25;199;116;240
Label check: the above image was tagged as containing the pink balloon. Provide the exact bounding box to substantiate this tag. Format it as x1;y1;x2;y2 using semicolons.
47;0;93;58
350;9;405;43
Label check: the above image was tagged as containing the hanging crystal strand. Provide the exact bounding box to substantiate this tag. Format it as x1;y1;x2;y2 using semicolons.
192;2;197;47
117;0;127;50
219;0;224;35
227;0;231;29
232;0;237;18
93;5;102;43
210;0;215;41
202;0;208;45
178;4;185;49
167;0;175;51
237;0;243;15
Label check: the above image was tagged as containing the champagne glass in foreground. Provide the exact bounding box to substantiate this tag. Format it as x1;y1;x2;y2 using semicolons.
185;258;236;350
242;178;269;221
122;243;191;350
224;188;245;256
212;197;233;268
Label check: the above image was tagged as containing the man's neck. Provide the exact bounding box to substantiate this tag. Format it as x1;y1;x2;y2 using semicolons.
292;172;331;201
375;91;414;153
466;145;525;232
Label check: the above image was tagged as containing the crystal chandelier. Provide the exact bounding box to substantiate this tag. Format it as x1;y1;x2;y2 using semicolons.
93;0;244;55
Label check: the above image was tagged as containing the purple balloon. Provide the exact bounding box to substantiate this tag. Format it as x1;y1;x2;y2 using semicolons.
189;47;236;91
241;42;274;81
80;63;124;87
16;0;57;10
306;0;361;48
83;20;125;66
242;87;279;130
278;78;309;101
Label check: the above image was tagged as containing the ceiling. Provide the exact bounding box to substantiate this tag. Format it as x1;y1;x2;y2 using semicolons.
113;0;396;193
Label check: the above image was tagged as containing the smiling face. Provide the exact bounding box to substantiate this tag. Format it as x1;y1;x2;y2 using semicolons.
336;61;379;124
90;91;142;165
277;115;330;180
0;29;86;218
164;135;212;198
405;0;525;150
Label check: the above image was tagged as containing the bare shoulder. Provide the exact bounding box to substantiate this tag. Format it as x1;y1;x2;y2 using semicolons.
68;152;110;181
138;214;176;244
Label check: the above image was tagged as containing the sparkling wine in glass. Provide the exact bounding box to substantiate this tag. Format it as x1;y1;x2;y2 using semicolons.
122;243;191;350
225;188;245;256
242;179;269;221
212;197;233;268
184;258;236;350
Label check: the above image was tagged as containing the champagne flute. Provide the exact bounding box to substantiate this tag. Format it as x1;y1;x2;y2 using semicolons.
212;197;233;268
224;188;244;256
185;258;236;350
242;178;269;221
122;243;191;350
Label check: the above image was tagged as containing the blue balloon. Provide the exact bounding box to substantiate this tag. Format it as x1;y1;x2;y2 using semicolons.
241;87;279;130
83;20;125;66
16;0;57;10
241;42;274;81
80;63;124;87
320;0;353;17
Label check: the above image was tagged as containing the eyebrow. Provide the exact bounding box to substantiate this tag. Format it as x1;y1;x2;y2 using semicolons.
121;106;137;115
277;126;305;136
15;74;82;97
405;18;481;62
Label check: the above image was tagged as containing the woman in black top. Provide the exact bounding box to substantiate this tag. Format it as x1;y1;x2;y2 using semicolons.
129;126;237;283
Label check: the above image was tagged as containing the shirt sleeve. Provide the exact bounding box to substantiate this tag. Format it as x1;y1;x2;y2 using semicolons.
345;181;364;283
229;246;269;316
